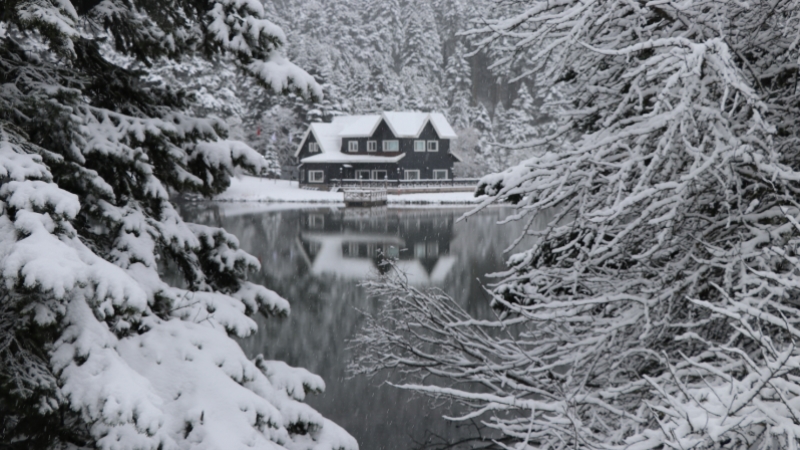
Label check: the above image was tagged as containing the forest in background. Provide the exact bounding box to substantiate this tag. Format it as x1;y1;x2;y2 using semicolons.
137;0;547;176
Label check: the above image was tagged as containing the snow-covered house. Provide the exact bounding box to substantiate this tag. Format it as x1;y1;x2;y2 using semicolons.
294;112;460;186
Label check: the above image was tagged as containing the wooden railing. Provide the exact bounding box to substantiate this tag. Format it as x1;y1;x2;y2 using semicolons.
344;189;387;204
333;178;480;189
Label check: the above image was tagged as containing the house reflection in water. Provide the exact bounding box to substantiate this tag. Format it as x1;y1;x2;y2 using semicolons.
296;208;457;285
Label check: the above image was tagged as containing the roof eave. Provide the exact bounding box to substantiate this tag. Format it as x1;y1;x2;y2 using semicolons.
293;129;312;158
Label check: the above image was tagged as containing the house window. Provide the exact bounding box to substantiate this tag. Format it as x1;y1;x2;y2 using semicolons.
367;140;377;152
348;141;358;152
300;170;305;181
427;141;438;152
414;140;425;152
372;170;387;180
414;242;427;258
383;140;399;152
356;170;371;180
344;242;359;257
308;214;324;229
306;241;321;256
426;241;439;256
309;142;319;153
433;169;448;180
308;170;324;183
405;170;420;180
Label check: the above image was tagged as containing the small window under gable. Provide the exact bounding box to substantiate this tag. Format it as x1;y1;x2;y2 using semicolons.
383;140;399;152
309;142;319;153
414;140;425;152
367;140;377;152
427;141;438;152
348;141;358;152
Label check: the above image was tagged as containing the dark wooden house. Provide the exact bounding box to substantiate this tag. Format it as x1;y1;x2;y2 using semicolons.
294;112;460;187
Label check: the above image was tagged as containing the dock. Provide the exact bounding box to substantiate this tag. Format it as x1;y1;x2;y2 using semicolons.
344;189;387;207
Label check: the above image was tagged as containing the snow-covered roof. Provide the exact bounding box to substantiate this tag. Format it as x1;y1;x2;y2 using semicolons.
301;153;406;164
337;115;383;138
428;113;458;139
294;112;457;158
341;112;458;139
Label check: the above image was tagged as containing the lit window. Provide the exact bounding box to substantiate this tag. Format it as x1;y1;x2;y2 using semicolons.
383;140;399;152
427;141;438;152
414;242;426;258
308;170;324;183
348;141;358;152
367;140;377;152
433;169;448;180
405;170;420;180
414;140;425;152
309;142;319;153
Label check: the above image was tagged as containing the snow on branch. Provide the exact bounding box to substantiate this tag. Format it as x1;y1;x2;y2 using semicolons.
354;1;800;448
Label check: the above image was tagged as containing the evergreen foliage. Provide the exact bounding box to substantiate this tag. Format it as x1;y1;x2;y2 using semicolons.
0;1;355;449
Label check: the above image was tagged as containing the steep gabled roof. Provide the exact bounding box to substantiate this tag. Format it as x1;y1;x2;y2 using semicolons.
335;112;458;139
382;112;428;137
337;115;383;138
293;122;344;157
428;113;458;139
294;112;458;158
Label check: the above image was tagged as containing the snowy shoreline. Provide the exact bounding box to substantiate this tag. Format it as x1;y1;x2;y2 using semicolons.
214;176;485;205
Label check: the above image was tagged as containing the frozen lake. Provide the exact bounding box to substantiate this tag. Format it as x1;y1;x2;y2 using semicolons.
180;203;547;449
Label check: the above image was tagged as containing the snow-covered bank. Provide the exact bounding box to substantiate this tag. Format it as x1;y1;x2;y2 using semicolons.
215;177;484;205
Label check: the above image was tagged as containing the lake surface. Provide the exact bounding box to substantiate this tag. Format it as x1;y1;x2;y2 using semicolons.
181;203;546;449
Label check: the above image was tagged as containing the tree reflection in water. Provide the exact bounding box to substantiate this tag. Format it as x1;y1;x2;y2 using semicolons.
178;203;547;450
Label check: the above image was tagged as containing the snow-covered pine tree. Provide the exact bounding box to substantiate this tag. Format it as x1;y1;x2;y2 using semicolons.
492;83;540;166
464;102;496;171
0;1;356;449
353;1;800;448
400;0;444;111
444;40;473;129
363;0;404;74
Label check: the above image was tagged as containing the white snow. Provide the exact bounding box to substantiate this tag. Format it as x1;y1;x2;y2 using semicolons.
215;178;344;202
427;112;458;139
381;112;428;137
214;177;483;204
336;115;383;138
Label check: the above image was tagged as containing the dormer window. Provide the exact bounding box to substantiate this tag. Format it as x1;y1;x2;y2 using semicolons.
367;140;377;152
348;141;358;152
309;142;319;153
427;141;438;152
383;140;399;152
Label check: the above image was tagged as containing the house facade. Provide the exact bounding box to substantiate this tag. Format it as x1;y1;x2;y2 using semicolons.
294;112;460;187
